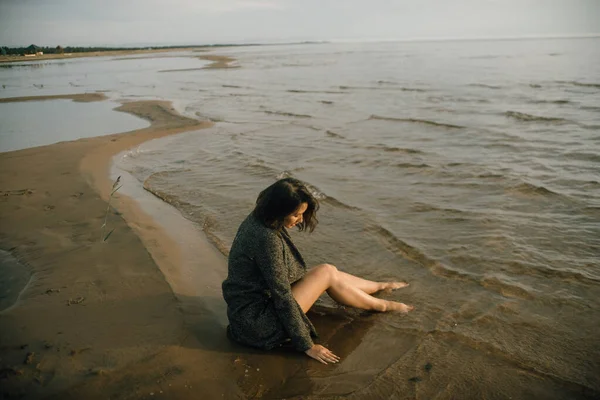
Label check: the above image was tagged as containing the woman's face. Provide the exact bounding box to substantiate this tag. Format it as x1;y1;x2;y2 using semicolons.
284;202;308;229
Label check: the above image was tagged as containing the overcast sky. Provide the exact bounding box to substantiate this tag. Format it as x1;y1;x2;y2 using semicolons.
1;0;599;47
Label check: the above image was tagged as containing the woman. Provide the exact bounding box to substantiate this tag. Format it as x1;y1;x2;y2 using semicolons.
222;178;413;364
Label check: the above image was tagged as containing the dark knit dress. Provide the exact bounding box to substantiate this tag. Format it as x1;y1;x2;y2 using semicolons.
222;213;318;352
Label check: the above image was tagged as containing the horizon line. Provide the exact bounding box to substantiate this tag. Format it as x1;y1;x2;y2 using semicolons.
3;33;599;49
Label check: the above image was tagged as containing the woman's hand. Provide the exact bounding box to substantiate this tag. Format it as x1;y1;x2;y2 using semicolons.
305;344;340;364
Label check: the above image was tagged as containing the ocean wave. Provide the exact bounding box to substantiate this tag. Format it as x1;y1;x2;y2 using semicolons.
428;95;490;104
143;177;231;256
469;83;503;89
275;172;360;211
507;182;560;197
454;254;600;288
195;112;224;122
325;130;345;139
263;110;312;118
143;177;192;208
361;144;424;154
557;80;600;89
528;99;570;105
529;83;542;88
580;123;600;130
410;202;466;214
503;259;600;286
367;224;444;270
369;115;464;129
581;105;600;112
287;89;345;94
480;275;535;299
320;100;334;105
483;143;523;152
505;111;567;123
562;151;600;163
339;85;426;92
394;162;431;169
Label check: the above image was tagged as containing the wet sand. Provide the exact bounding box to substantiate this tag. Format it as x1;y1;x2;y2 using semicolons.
159;55;238;73
0;97;237;398
0;93;108;103
0;94;368;399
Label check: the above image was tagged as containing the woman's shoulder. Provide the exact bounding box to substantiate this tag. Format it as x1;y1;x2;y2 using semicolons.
238;213;280;242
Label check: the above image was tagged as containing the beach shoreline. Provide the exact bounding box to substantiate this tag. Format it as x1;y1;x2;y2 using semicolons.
0;94;394;400
0;96;251;398
0;47;210;64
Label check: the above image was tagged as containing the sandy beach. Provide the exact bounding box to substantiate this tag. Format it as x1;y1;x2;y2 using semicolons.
0;94;362;400
0;96;240;399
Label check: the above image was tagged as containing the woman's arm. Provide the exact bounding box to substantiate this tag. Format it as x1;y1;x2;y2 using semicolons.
255;231;314;352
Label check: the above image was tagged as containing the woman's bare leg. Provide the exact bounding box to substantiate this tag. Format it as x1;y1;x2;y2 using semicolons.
337;270;408;295
292;264;413;314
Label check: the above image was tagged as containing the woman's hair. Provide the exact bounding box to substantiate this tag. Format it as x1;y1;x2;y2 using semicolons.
253;177;319;232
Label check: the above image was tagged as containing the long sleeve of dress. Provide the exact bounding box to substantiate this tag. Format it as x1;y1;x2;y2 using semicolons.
254;230;314;352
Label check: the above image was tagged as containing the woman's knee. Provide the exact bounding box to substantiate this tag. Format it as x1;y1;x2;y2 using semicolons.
312;263;338;281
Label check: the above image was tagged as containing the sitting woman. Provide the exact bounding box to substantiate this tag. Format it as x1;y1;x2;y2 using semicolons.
222;178;413;364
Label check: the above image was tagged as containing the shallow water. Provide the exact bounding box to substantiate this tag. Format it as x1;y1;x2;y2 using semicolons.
0;99;149;152
2;38;599;397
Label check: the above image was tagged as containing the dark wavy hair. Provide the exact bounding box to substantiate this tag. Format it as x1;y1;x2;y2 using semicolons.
253;178;319;232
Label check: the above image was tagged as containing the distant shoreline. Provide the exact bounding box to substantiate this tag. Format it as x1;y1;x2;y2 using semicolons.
0;41;328;64
0;47;211;64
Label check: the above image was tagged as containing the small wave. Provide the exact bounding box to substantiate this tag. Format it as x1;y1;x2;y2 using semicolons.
143;177;231;256
246;162;279;178
528;99;570;105
504;259;600;286
274;172;359;211
428;95;490;104
143;179;192;208
529;84;542;88
195;112;224;123
581;123;600;130
340;85;426;92
201;216;231;256
325;130;345;139
287;89;344;94
395;162;431;169
222;84;243;88
483;143;522;152
469;83;502;90
557;80;600;89
411;202;465;214
563;151;600;163
507;182;560;197
367;224;444;270
480;275;535;300
320;100;334;105
323;196;360;211
581;105;600;112
362;144;424;154
505;111;567;123
264;110;312;118
369;115;464;129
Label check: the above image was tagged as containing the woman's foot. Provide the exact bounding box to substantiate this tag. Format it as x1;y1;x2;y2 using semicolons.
380;281;409;292
382;300;414;313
